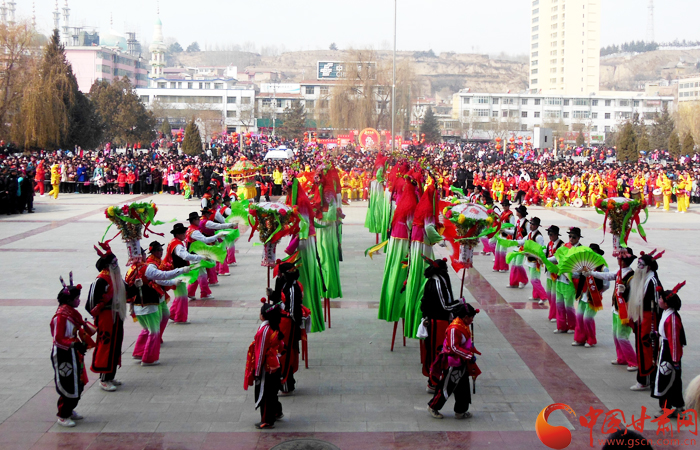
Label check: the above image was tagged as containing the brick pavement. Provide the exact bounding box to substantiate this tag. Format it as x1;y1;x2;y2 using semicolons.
0;194;697;449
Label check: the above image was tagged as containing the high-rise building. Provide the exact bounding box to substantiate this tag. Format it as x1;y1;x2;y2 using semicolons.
529;0;600;95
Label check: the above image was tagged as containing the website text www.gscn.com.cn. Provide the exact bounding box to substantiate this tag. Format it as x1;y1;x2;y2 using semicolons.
598;437;696;448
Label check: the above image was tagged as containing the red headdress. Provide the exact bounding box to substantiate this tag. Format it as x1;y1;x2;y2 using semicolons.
413;184;440;227
392;179;420;229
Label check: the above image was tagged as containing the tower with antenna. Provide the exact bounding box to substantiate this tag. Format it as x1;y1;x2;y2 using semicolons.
646;0;655;43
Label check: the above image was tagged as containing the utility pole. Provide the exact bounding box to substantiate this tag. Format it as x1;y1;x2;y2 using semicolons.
391;0;397;153
646;0;655;43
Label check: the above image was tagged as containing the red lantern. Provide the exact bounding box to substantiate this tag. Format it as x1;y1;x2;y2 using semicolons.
526;136;532;140
509;137;515;143
496;144;502;150
246;132;252;139
517;136;523;140
559;138;564;142
177;137;182;143
495;137;502;143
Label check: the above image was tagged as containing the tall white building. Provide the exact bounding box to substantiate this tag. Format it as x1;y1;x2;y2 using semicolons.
148;16;166;84
530;0;601;95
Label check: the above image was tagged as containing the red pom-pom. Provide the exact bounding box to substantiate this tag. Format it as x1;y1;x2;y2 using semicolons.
260;297;267;303
475;309;480;314
76;284;82;290
622;203;630;211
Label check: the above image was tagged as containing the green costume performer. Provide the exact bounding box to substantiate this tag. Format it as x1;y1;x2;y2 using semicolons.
378;179;420;323
286;180;325;332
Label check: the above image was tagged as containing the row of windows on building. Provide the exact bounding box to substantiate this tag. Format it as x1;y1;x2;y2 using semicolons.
462;97;657;108
156;81;236;90
95;65;136;78
259;99;330;109
679;91;700;98
461;109;653;121
95;52;139;67
679;81;700;89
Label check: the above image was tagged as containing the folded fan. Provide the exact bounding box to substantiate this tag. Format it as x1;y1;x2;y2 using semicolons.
556;247;608;275
189;241;227;263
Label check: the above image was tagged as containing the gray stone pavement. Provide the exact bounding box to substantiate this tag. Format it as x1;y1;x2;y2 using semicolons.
0;193;697;436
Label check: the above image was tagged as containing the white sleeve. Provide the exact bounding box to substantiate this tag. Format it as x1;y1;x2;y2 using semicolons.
205;220;230;231
175;244;204;262
214;212;226;223
191;230;219;244
535;234;545;246
590;270;616;281
145;264;185;281
155;279;179;287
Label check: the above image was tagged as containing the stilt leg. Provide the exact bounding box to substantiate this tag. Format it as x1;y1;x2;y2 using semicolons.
402;318;406;347
391;321;398;352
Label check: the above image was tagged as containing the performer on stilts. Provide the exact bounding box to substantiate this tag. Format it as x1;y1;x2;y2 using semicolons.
377;178;419;325
315;164;344;309
404;183;443;339
286;179;325;333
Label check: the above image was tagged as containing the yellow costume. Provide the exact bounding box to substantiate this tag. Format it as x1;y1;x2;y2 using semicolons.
340;171;352;202
48;164;61;199
661;175;672;211
349;171;361;200
492;178;505;202
676;177;688;213
683;174;692;210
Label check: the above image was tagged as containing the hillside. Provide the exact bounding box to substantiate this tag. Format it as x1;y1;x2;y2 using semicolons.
600;49;700;91
173;49;528;101
170;48;700;98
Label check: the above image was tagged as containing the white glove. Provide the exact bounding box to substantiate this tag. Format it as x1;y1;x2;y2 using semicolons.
134;278;143;288
617;285;626;294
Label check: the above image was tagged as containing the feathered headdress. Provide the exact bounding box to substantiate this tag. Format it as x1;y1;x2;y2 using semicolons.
93;241;113;258
59;271;82;294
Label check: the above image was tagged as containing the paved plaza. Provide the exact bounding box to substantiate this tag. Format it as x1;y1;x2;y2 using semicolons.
0;193;698;449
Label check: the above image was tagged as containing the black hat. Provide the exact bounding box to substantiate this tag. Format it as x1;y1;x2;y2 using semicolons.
619;247;637;264
223;195;231;203
531;217;541;227
188;212;200;222
546;225;560;236
149;241;163;253
515;205;528;216
568;227;582;238
502;199;511;207
170;223;188;235
589;243;605;256
278;262;296;274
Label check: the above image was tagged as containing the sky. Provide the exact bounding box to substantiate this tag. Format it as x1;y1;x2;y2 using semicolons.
19;0;700;55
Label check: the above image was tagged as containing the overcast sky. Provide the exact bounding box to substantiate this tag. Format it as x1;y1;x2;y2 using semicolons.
21;0;699;55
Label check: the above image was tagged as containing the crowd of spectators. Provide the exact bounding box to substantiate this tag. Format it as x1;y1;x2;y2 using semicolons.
1;137;699;216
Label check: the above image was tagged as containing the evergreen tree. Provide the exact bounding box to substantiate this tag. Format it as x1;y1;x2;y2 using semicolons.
182;119;202;155
160;118;172;139
167;42;183;53
186;42;200;52
419;107;441;144
89;77;156;146
682;133;695;156
329;43;338;51
575;130;585;147
637;132;650;153
68;91;104;149
616;122;638;162
278;101;306;141
649;104;674;150
668;131;681;158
